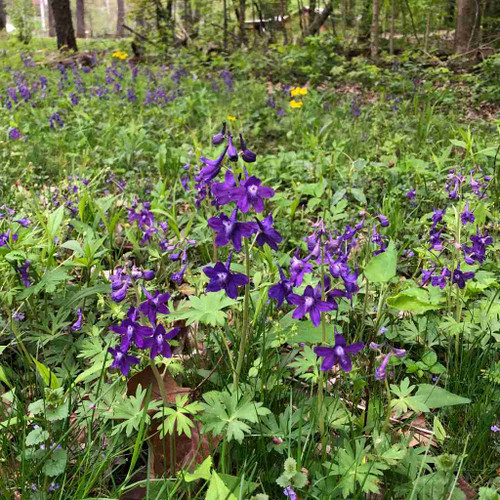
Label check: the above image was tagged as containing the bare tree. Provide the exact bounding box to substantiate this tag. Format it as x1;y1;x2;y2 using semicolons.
48;1;57;36
371;0;380;56
389;0;396;54
48;0;78;50
239;0;246;45
306;0;333;36
116;0;125;37
455;0;482;54
76;0;85;37
0;0;6;31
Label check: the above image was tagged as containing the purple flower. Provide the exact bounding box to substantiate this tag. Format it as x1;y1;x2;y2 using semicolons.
406;189;416;200
8;127;21;140
254;213;282;250
431;208;445;228
377;214;390;227
208;208;257;252
203;252;249;299
230;176;275;213
13;218;30;227
140;323;179;359
451;265;474;289
110;309;153;351
195;146;228;183
283;486;297;500
342;268;360;298
314;332;364;372
212;122;226;145
71;308;83;331
289;250;313;286
239;134;257;163
108;346;140;376
371;344;406;380
288;285;335;327
268;265;293;308
18;259;30;287
111;276;131;302
211;170;238;207
491;425;500;433
49;112;64;129
139;288;171;325
431;267;451;289
227;133;238;162
421;268;434;286
172;264;188;284
460;201;475;226
143;270;155;280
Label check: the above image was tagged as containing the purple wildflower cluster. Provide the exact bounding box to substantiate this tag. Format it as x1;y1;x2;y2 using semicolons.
108;290;179;376
109;265;155;303
191;123;281;299
369;341;406;380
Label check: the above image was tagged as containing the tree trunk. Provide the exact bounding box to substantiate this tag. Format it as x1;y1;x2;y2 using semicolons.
371;0;380;57
76;0;85;37
0;0;6;31
223;0;228;49
116;0;125;37
389;0;395;54
239;0;246;45
48;1;56;36
280;0;288;43
455;0;481;54
309;0;316;28
49;0;78;50
423;10;431;51
306;0;333;36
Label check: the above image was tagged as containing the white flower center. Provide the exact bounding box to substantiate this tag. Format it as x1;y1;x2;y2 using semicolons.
304;297;314;308
217;272;228;282
247;185;258;196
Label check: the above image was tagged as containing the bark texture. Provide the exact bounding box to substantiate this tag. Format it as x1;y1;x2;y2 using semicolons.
49;0;78;50
116;0;125;37
76;0;85;38
0;0;7;31
455;0;482;54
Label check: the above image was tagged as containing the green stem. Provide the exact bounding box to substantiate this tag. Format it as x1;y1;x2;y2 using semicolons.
234;239;251;389
317;246;327;459
149;361;175;476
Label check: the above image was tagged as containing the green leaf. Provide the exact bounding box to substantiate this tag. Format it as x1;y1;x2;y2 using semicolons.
43;448;67;477
364;242;397;283
413;385;471;409
331;188;347;207
219;473;258;497
61;240;84;254
387;287;442;314
32;358;60;389
205;471;237;500
46;205;65;240
433;416;446;443
168;292;237;327
350;188;367;205
26;427;49;447
19;268;73;299
183;456;213;482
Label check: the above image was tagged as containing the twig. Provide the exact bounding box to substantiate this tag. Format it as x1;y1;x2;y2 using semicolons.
190;353;226;393
122;24;161;47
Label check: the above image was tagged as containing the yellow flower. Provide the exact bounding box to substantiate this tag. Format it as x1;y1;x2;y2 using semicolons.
227;116;237;121
291;86;308;97
290;100;303;109
112;51;128;60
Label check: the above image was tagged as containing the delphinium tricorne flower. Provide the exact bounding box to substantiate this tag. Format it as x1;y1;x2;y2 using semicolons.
419;183;494;291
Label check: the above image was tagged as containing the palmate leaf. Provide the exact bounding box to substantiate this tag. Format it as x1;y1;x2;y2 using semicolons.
201;390;270;444
154;394;204;439
326;440;385;496
168;291;238;326
110;384;161;437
